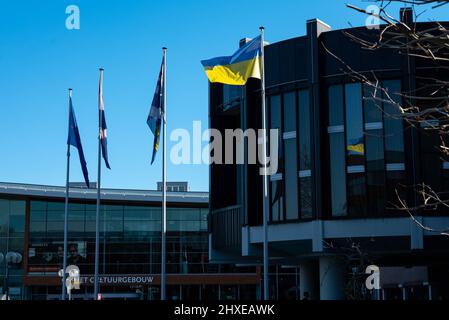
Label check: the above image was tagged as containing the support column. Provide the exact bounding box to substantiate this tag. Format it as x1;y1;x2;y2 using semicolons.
306;19;331;219
319;256;345;300
300;260;318;300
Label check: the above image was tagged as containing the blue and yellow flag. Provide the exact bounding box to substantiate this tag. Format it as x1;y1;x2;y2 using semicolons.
201;36;262;86
347;137;365;155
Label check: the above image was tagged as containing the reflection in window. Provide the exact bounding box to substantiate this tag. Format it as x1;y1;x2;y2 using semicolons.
386;171;406;212
329;133;347;216
365;130;385;215
270;95;282;175
283;92;296;132
328;85;347;216
300;176;312;219
284;139;298;220
345;83;365;166
364;85;383;123
283;92;298;220
298;90;311;171
329;85;344;126
298;90;312;219
383;80;404;163
271;180;284;222
27;200;211;275
383;80;406;212
223;85;242;111
348;173;367;216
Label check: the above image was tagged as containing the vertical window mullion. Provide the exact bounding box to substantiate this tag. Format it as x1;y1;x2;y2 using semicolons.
361;84;368;218
281;93;286;222
268;96;273;223
342;85;350;217
296;90;301;220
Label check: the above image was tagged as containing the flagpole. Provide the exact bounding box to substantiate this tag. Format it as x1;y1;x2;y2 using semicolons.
62;88;72;301
94;68;104;300
161;47;167;301
260;26;269;301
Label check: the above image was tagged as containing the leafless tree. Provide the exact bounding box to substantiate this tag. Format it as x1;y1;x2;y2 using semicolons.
324;0;449;236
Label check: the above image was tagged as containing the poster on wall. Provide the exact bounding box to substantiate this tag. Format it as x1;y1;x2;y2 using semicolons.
28;241;87;272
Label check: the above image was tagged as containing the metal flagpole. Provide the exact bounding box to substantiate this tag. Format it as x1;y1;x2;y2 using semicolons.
161;47;167;301
260;26;269;301
62;88;72;301
94;68;104;300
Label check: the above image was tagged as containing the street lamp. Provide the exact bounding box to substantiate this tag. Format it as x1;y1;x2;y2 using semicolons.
1;251;22;301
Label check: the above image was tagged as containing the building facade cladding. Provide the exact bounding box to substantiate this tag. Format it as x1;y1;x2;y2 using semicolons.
0;182;260;300
208;10;449;300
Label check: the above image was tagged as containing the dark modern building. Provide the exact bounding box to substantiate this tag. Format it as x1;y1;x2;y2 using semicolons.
0;182;260;300
208;9;449;300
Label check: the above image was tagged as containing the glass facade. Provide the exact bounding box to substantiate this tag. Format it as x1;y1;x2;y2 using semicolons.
284;92;299;220
0;194;259;300
328;85;347;216
327;80;405;217
0;199;26;300
28;201;209;275
269;89;312;222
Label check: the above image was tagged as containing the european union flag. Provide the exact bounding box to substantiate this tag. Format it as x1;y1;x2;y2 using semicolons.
147;56;165;164
99;69;111;169
68;94;90;188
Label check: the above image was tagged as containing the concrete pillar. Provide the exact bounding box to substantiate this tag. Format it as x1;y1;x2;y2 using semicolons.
319;256;345;300
300;261;318;300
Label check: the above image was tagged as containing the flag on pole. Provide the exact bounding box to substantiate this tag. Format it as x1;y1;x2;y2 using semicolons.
201;36;262;86
147;56;165;164
99;70;111;169
68;93;90;187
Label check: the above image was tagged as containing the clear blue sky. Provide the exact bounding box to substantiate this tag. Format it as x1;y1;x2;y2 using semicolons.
0;0;446;191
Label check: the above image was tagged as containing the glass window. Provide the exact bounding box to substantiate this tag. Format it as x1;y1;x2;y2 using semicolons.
270;95;282;175
345;83;365;166
383;80;404;163
168;208;200;221
30;201;46;211
103;207;123;221
364;85;383;123
30;210;46;222
223;85;242;110
29;221;46;233
124;206;153;220
329;132;347;216
271;181;283;222
284;139;298;220
283;92;296;132
46;221;64;233
270;95;281;132
328;85;347;217
329;85;344;126
365;130;386;215
298;90;311;171
104;220;123;233
68;205;85;221
0;200;9;237
68;221;85;233
386;171;406;212
348;173;367;216
299;176;312;219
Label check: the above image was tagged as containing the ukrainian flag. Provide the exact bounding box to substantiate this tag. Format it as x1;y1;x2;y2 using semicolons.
201;36;262;86
347;137;365;155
